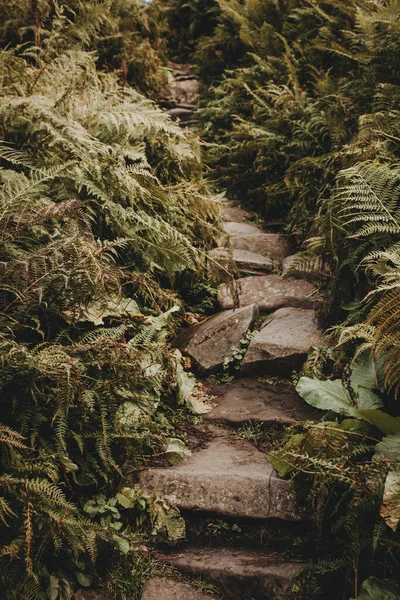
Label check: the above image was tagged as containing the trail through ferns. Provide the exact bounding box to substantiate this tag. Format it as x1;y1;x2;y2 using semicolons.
0;1;400;599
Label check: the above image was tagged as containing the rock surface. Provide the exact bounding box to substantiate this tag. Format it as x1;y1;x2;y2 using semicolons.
218;274;325;311
174;305;257;373
223;221;262;236
208;247;273;281
241;307;325;376
166;547;304;600
141;578;214;600
168;107;195;122
168;77;199;105
231;233;291;261
282;253;324;281
205;378;322;425
221;203;255;223
139;428;304;520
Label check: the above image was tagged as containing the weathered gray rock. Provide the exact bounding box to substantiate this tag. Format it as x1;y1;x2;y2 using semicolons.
241;307;325;376
168;107;195;122
231;233;291;261
168;78;199;105
141;578;214;600
174;305;257;373
205;378;322;425
167;547;304;600
139;428;304;520
282;253;324;281
208;247;273;282
218;275;326;311
221;203;255;223
223;221;261;236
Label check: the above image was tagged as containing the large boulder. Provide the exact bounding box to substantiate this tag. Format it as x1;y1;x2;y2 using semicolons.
204;378;322;425
167;547;305;600
139;427;304;521
241;307;325;376
231;233;291;261
174;305;257;373
141;578;214;600
218;275;326;311
208;247;273;282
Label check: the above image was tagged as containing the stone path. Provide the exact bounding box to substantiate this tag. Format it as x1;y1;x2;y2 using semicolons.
140;65;328;600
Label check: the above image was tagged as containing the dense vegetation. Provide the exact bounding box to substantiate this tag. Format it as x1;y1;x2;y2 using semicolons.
0;2;220;598
1;0;400;599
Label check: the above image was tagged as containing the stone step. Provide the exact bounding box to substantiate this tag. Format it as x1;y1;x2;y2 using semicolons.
204;378;322;425
174;305;257;374
138;427;305;521
231;233;291;261
208;247;273;282
241;307;326;377
282;253;325;281
168;78;199;105
164;547;305;600
218;274;326;311
223;221;262;236
221;203;256;223
142;578;215;600
168;107;196;122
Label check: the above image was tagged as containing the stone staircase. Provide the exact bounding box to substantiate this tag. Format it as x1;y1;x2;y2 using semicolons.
141;69;328;600
164;62;200;130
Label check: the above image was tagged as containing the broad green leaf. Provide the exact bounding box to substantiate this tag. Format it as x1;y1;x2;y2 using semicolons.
380;468;400;532
374;433;400;461
350;350;385;392
380;468;400;531
296;377;382;417
356;410;400;435
355;576;400;599
112;534;130;554
80;295;141;325
174;350;211;414
116;487;137;509
75;572;93;587
165;438;192;464
148;496;185;543
47;575;59;600
268;434;306;477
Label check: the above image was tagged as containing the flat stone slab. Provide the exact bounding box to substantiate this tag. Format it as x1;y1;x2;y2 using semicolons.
282;253;324;281
167;547;304;600
208;248;273;281
241;307;325;376
218;275;325;311
174;305;257;373
139;428;304;520
231;233;291;261
222;204;255;223
204;378;322;425
141;578;214;600
223;221;261;236
168;107;195;122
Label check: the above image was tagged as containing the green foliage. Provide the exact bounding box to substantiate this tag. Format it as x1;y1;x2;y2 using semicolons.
0;0;169;98
0;4;220;597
